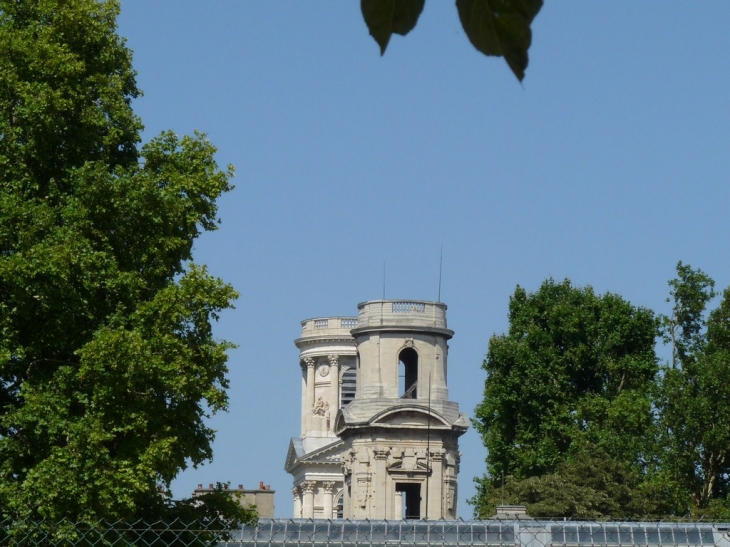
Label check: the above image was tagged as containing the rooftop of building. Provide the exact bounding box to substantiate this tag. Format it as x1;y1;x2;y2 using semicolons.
227;518;730;547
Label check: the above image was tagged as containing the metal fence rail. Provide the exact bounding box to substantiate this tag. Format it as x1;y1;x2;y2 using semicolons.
2;518;730;547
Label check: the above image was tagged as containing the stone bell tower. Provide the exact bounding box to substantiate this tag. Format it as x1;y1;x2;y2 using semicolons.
285;316;358;519
334;300;468;520
285;300;468;520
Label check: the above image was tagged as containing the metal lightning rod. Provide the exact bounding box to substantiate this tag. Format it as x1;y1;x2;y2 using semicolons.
437;245;443;303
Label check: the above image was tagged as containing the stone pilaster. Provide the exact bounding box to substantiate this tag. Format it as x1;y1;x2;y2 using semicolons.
304;357;315;433
427;450;444;520
328;354;339;419
373;448;389;519
292;486;302;518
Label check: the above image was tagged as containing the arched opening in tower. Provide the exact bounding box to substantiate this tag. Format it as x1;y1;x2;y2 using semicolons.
340;367;357;407
398;348;418;399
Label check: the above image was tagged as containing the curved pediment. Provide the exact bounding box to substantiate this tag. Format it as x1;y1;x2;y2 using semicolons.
369;406;452;429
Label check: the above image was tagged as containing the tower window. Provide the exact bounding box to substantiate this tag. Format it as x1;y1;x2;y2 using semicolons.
396;483;421;519
399;348;418;399
340;367;356;407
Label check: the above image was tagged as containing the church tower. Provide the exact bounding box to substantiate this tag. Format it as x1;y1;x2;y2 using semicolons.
285;316;357;519
285;300;468;520
335;300;468;520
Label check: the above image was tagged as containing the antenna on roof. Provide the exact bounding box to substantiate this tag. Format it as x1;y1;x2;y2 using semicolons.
382;262;386;300
437;245;443;302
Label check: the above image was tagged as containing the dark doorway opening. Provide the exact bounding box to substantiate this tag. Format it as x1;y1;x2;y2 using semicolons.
396;483;421;519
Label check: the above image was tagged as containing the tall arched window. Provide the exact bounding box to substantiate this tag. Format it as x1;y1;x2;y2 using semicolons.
340;367;357;407
398;347;418;399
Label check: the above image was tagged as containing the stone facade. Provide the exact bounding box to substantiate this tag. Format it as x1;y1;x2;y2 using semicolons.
192;482;275;518
285;300;468;520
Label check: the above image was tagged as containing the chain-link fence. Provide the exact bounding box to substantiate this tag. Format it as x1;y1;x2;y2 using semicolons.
2;518;730;547
0;517;237;547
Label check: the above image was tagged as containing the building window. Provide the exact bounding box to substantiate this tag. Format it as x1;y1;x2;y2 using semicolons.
396;483;421;519
335;493;344;519
340;367;356;407
399;348;418;399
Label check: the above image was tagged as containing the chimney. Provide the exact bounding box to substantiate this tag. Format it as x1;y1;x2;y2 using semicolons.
259;481;265;490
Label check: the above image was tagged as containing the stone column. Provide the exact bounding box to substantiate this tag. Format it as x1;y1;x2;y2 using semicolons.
322;481;335;519
394;490;403;520
304;357;315;433
373;448;389;519
292;486;302;518
301;481;316;519
427;450;444;519
328;354;339;420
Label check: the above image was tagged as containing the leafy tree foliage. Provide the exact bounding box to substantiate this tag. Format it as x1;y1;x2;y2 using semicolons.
360;0;543;82
475;444;670;520
0;0;254;525
656;263;730;518
472;279;659;518
473;266;730;520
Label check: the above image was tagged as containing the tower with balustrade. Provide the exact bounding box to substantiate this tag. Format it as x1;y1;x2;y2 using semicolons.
285;300;468;520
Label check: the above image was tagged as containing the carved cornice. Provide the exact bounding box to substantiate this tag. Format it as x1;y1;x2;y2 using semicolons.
294;337;357;349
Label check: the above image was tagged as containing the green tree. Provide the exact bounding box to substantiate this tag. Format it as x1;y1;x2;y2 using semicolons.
476;444;669;520
656;263;730;518
360;0;543;81
0;0;254;526
471;279;659;518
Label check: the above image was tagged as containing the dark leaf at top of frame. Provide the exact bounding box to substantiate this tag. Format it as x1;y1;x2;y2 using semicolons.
361;0;426;55
456;0;543;82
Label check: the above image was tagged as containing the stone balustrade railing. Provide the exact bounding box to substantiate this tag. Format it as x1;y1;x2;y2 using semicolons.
300;317;359;338
355;300;448;330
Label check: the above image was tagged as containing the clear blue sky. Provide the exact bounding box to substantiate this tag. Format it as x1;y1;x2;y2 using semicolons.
117;2;730;517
